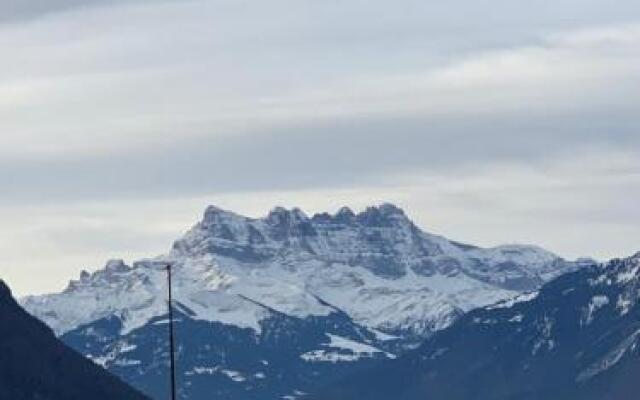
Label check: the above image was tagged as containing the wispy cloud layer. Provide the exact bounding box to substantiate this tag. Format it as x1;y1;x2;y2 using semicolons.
1;1;639;159
0;0;639;295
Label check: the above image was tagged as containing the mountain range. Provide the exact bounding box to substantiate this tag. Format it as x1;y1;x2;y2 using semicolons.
21;204;583;399
314;252;640;400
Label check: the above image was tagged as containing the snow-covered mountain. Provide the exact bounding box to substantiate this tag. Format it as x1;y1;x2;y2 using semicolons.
315;252;640;400
21;204;581;399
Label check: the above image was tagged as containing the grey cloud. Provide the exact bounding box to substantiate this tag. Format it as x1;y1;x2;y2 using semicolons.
0;0;159;23
38;224;172;254
1;108;638;205
3;0;639;26
1;0;639;161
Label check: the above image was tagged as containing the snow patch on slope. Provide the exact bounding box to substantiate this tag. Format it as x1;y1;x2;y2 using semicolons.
300;334;393;363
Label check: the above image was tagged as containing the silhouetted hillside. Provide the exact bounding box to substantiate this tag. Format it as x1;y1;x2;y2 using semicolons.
0;280;148;400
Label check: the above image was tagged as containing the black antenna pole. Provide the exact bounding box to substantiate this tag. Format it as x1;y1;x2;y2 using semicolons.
167;264;177;400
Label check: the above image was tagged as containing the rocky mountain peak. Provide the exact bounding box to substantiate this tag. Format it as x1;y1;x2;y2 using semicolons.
201;205;243;225
377;203;406;216
80;270;91;281
266;206;310;224
333;206;356;222
171;204;571;285
105;259;130;273
309;204;410;227
355;203;410;227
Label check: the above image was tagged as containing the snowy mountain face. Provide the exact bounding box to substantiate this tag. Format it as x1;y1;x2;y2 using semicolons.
316;253;640;400
21;204;579;399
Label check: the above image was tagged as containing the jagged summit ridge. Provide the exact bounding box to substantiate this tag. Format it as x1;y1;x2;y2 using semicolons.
177;203;564;283
24;203;576;341
200;203;410;234
203;203;407;224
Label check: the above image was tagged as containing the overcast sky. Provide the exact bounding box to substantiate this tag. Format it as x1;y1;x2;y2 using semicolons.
1;0;639;296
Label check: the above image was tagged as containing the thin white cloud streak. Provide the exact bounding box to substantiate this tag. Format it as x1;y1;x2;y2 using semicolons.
263;25;640;120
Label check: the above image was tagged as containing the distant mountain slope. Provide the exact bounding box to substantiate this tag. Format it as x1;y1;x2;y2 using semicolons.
0;280;148;400
60;305;392;400
20;204;581;399
314;253;640;400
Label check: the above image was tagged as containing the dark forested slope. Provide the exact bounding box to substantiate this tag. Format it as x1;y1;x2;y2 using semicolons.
0;280;148;400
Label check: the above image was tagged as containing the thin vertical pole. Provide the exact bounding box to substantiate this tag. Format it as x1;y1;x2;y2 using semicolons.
167;264;177;400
